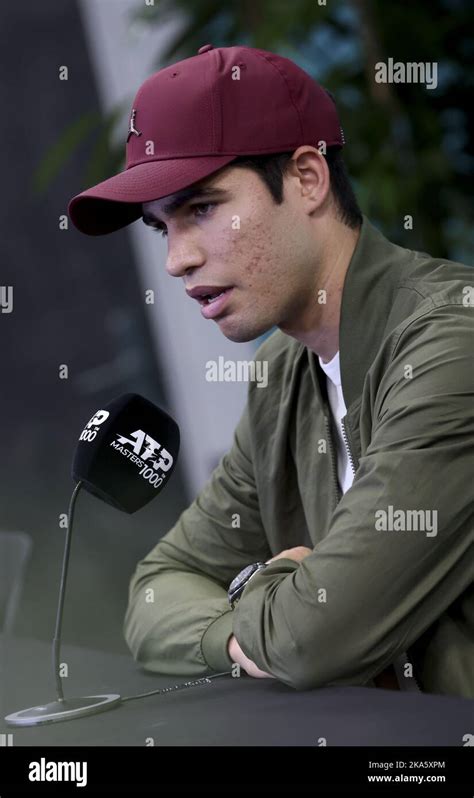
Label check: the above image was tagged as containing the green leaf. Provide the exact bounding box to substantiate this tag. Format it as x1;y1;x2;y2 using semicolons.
32;112;102;195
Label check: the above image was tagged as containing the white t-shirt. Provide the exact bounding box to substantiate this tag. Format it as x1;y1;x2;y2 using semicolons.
318;350;354;495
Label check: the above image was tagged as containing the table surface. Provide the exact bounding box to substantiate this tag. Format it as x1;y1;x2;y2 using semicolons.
1;636;472;746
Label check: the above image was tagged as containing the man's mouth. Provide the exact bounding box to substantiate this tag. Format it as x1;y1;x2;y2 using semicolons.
186;285;233;304
200;286;234;319
185;286;234;319
201;289;228;305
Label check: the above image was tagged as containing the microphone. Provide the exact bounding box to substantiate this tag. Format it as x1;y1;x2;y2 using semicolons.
5;393;180;727
72;392;180;513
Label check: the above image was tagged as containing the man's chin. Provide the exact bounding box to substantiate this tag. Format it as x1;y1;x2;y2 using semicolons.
215;316;273;343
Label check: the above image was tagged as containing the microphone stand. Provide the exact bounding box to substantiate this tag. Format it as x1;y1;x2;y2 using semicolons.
4;481;121;726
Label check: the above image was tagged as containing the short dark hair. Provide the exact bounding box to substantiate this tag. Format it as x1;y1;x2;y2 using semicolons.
227;146;363;230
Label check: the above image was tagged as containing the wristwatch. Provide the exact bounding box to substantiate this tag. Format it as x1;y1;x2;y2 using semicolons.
228;562;268;609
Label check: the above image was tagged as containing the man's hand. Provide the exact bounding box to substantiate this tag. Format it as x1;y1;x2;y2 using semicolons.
266;545;313;564
227;634;274;678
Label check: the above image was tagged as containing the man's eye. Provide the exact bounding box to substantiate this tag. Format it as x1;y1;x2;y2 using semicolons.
190;202;216;217
150;202;215;237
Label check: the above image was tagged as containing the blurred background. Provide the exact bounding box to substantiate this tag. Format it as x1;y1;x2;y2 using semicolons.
0;0;472;664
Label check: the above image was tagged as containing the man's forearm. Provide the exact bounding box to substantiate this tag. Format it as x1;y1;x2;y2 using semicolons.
124;567;235;676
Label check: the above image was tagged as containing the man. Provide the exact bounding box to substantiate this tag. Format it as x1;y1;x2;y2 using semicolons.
68;45;473;697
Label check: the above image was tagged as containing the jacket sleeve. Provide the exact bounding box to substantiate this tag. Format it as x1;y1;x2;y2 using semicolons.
123;401;272;676
232;305;474;691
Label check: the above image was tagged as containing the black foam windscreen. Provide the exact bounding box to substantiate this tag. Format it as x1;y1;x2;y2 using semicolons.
72;393;180;513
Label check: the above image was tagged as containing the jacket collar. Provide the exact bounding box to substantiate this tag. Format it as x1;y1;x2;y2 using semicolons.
339;214;408;409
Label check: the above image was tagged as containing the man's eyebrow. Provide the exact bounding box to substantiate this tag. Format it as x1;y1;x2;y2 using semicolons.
142;186;230;226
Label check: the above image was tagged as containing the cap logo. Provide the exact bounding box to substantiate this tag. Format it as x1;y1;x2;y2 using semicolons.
127;109;142;142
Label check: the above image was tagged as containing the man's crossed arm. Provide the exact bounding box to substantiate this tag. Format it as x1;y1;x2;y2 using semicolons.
228;546;313;678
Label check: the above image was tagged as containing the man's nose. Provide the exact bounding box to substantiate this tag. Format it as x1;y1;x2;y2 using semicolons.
165;240;204;279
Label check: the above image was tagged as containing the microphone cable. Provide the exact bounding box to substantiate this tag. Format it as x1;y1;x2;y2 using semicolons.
120;670;233;704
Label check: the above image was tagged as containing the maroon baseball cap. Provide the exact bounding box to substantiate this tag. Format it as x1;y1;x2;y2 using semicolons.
68;44;345;236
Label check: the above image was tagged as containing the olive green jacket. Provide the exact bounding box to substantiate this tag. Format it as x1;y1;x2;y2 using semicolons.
124;215;474;697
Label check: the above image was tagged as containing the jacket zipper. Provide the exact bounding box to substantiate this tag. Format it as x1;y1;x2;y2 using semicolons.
324;414;342;509
341;417;357;475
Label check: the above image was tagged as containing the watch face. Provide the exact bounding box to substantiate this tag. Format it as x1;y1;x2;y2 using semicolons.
229;564;255;593
228;563;266;606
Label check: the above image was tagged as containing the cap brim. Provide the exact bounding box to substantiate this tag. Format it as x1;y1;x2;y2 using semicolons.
68;154;238;236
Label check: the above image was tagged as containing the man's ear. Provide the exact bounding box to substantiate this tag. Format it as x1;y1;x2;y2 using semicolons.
287;146;331;214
